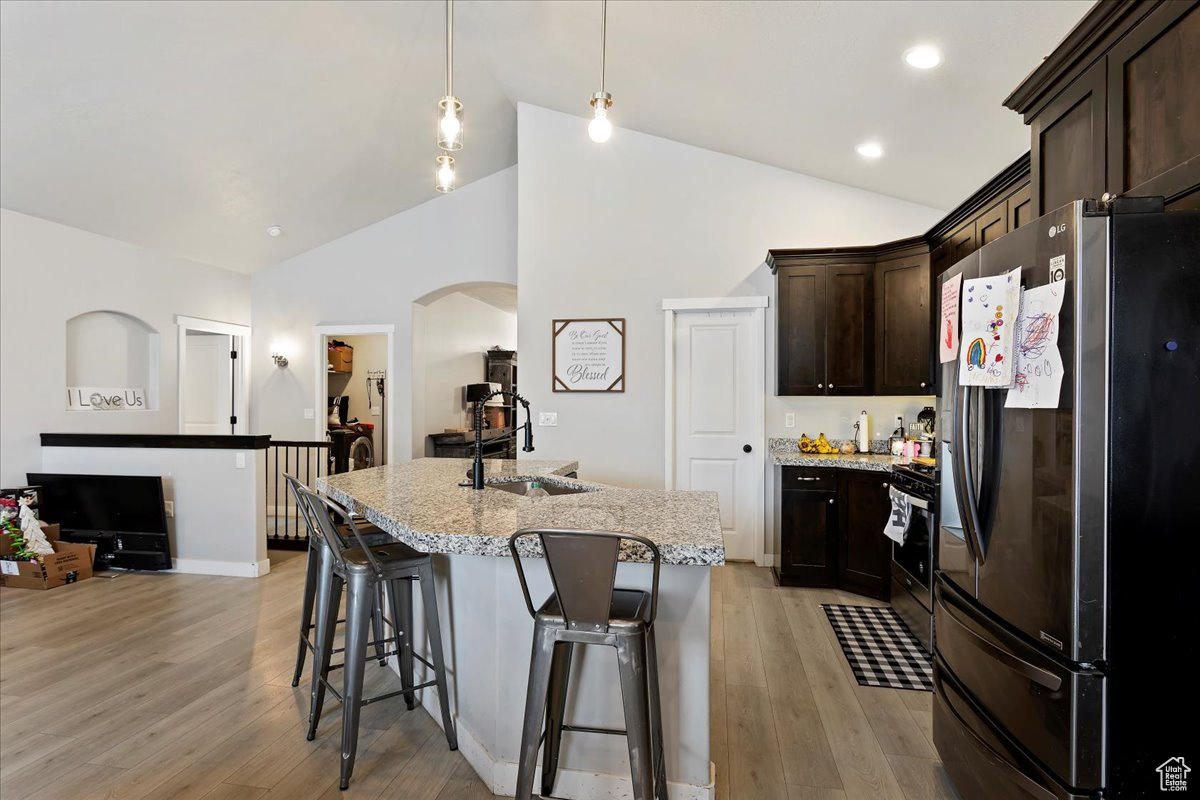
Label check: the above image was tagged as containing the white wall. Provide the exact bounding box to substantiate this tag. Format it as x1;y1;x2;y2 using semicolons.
517;104;944;489
41;445;268;577
412;292;518;456
0;209;252;487
250;166;517;461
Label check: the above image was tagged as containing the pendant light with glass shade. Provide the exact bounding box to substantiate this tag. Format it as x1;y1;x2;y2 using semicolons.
434;0;461;192
588;0;613;143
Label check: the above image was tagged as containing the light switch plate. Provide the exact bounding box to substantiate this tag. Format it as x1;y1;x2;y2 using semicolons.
538;412;558;427
785;413;795;428
303;408;315;420
164;500;174;518
235;452;246;469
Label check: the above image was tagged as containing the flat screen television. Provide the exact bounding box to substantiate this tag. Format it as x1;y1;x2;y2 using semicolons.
26;473;168;535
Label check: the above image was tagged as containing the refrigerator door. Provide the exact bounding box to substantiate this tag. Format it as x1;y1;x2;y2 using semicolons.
936;251;980;598
970;202;1111;662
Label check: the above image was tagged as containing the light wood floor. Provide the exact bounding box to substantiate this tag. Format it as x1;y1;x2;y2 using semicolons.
1;555;955;800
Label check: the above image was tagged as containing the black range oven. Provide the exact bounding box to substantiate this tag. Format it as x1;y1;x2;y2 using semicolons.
889;463;937;651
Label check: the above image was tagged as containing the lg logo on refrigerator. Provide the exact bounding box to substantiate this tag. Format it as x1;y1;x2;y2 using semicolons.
1048;223;1068;238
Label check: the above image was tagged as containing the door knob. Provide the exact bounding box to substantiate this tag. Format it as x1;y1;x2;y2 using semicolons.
743;444;753;453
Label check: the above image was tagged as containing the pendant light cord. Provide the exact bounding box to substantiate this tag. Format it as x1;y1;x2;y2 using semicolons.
446;0;454;97
599;0;607;95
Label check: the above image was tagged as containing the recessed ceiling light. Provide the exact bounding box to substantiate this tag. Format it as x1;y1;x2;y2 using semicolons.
856;142;884;159
267;226;284;238
904;45;943;70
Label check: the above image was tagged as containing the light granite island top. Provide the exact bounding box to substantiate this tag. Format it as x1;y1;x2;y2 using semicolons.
319;457;725;566
317;457;722;798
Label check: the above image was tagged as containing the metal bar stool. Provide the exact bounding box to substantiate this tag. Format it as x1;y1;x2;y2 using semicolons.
284;474;393;688
509;528;668;800
295;484;457;790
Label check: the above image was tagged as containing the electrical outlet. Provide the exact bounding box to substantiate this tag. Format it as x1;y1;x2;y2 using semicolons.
784;413;795;428
539;411;558;427
235;452;246;469
164;500;174;518
303;408;315;420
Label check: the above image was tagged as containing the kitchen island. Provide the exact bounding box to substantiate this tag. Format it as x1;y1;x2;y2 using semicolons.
319;458;723;800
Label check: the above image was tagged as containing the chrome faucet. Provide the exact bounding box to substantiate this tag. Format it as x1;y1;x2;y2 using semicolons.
467;390;534;489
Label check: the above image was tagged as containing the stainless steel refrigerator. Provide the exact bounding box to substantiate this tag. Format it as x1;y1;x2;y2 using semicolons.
933;198;1199;799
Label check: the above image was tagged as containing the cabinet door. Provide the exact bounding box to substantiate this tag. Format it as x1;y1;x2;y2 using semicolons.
1007;183;1034;231
975;200;1008;249
1031;60;1107;215
875;255;933;395
779;489;838;587
949;222;976;265
837;471;893;601
777;266;827;395
825;263;874;395
1106;0;1200;204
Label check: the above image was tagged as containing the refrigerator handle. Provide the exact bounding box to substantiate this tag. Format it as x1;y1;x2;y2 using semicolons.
953;382;986;563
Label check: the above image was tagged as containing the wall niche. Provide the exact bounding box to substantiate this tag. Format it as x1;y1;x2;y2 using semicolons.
65;310;159;411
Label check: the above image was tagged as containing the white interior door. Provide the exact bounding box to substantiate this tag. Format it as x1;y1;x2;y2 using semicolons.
673;309;762;561
183;331;233;434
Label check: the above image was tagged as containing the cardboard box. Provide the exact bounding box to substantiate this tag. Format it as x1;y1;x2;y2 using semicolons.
327;344;353;372
0;524;97;590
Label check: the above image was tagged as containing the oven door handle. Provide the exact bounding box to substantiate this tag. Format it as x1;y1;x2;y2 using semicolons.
893;488;930;510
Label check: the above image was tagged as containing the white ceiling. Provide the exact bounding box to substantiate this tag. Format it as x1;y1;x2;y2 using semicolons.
0;0;1093;273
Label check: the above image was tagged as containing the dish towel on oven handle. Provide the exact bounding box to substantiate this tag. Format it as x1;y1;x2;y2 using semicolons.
884;484;912;545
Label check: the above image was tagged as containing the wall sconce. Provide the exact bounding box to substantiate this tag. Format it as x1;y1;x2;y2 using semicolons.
271;352;289;368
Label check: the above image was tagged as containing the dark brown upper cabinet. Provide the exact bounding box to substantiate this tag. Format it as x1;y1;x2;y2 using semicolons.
1106;0;1200;209
875;252;933;395
976;200;1009;249
772;260;872;396
1007;184;1034;230
776;265;827;395
1006;0;1199;215
825;264;874;396
1030;60;1108;216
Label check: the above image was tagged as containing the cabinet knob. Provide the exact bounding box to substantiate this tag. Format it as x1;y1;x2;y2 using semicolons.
817;383;824;389
828;497;834;505
828;384;835;389
882;482;889;488
920;382;926;388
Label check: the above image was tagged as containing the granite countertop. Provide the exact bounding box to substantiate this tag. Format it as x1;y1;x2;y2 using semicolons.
318;458;725;566
768;438;903;472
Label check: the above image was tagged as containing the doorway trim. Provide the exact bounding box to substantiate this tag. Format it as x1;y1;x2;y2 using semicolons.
662;296;769;564
175;315;252;435
313;323;396;466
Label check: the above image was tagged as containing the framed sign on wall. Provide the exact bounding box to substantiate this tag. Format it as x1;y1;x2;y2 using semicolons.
552;318;625;392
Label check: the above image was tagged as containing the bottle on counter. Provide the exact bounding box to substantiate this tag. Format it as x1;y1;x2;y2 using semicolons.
525;481;550;499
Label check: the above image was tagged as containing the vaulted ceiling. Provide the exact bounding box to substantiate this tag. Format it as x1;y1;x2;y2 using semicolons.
0;0;1093;272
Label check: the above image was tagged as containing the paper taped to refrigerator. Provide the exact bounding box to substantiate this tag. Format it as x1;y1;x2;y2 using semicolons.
939;272;963;363
958;267;1021;387
1005;280;1065;409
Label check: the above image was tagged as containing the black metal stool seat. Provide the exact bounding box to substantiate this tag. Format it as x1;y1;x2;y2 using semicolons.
510;528;668;800
285;475;395;688
296;485;457;791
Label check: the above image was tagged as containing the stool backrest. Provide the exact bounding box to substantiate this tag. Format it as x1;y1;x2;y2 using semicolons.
290;480;386;578
508;528;661;632
283;473;323;546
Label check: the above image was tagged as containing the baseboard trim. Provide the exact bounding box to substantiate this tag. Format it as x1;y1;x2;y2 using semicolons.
169;558;270;578
416;691;715;800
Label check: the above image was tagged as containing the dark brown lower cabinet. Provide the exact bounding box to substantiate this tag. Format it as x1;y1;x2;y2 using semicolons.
835;470;893;601
776;466;891;601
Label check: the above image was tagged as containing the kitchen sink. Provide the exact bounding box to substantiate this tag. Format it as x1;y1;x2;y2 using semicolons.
486;480;593;497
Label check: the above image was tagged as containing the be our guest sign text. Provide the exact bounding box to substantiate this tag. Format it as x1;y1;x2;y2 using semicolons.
552;319;625;392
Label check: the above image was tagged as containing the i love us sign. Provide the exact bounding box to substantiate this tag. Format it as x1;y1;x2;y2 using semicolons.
67;387;147;411
552;319;625;392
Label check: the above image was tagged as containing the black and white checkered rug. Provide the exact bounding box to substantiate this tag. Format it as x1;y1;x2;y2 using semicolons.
821;604;933;692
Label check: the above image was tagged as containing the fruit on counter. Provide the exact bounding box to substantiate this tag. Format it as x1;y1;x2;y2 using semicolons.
815;433;836;454
798;434;816;453
840;441;857;455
